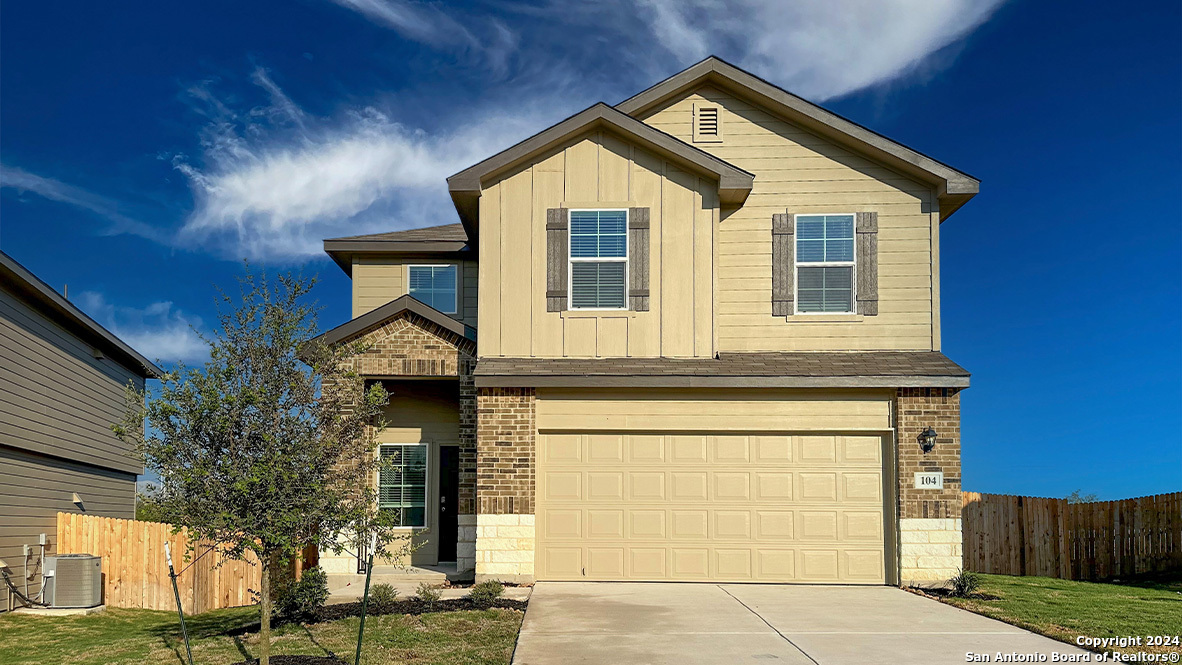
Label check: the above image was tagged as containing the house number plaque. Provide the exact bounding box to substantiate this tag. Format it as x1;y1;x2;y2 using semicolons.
914;471;944;490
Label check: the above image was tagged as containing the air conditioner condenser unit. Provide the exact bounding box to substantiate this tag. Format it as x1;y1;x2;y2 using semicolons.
43;554;102;608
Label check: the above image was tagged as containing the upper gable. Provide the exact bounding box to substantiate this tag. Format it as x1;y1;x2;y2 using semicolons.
642;85;943;352
478;129;717;359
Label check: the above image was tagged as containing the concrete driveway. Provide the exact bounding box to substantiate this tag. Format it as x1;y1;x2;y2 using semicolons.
512;582;1092;664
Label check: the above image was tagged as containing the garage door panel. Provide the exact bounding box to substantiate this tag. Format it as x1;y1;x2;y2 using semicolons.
714;436;751;462
714;510;752;539
588;435;624;462
841;435;882;463
629;435;665;463
536;432;887;584
716;549;753;578
798;472;838;501
587;472;624;500
629;472;666;500
714;472;751;500
843;473;883;501
587;548;625;577
753;435;793;462
629;510;667;539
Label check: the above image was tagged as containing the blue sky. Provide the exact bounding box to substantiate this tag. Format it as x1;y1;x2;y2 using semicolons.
2;1;1179;499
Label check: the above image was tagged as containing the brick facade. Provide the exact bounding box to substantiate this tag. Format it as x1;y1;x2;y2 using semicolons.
475;387;536;515
895;387;963;584
474;388;537;581
895;387;962;520
324;309;479;574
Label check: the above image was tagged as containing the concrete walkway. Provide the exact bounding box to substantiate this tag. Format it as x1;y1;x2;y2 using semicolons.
512;582;1092;664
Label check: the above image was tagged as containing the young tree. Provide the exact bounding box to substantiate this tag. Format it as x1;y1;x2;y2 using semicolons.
114;270;404;665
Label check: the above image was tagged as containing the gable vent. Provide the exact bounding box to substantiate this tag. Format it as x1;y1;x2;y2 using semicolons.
693;103;723;143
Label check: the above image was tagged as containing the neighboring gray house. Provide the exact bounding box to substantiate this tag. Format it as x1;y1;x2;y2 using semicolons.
0;250;160;608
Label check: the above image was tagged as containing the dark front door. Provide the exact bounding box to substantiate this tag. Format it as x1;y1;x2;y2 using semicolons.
438;445;459;562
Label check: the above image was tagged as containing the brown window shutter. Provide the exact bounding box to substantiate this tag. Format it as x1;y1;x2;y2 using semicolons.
771;212;795;316
628;207;650;311
546;207;569;312
856;211;879;316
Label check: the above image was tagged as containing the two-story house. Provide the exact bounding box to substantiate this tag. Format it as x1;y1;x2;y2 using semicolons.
311;57;977;587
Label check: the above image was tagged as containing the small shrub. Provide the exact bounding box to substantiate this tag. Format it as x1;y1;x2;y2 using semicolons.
272;566;329;623
470;580;504;607
368;583;399;611
947;569;981;598
416;582;442;609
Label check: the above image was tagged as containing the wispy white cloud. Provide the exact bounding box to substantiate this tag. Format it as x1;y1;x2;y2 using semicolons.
0;165;164;240
328;0;518;76
628;0;1007;100
76;291;208;364
173;74;558;260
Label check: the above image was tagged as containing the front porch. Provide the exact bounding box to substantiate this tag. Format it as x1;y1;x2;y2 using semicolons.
309;295;478;578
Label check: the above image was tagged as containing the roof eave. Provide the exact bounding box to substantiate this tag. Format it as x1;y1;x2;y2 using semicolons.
0;252;164;378
302;294;476;358
323;239;474;276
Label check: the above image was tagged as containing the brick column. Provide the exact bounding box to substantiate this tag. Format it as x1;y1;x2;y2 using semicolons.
456;357;478;573
474;387;536;583
896;387;963;585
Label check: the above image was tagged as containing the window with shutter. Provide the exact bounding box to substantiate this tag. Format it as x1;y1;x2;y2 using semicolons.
546;208;569;311
569;209;628;310
795;214;856;314
379;444;428;527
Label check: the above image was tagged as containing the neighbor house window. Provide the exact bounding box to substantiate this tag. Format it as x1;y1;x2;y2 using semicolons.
407;265;457;313
379;444;428;527
796;214;855;313
569;209;627;309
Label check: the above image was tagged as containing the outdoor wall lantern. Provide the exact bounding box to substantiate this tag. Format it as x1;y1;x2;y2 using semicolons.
918;427;938;454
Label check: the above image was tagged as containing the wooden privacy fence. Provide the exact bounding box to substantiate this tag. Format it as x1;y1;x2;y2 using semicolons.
961;491;1182;581
56;512;260;613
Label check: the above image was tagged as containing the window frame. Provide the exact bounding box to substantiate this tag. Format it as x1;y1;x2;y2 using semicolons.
406;264;458;314
793;213;857;315
567;208;630;312
377;443;430;529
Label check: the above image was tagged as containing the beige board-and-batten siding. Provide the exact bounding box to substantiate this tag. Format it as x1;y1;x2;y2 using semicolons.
351;257;478;328
642;86;940;352
527;388;897;584
478;130;717;359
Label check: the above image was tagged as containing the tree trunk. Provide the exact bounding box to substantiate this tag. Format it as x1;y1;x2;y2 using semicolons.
259;554;271;665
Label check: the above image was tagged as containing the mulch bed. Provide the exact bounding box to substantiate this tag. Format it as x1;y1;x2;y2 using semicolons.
233;657;344;665
906;586;1000;601
315;597;527;622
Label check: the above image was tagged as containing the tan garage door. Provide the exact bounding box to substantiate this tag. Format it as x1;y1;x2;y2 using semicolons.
535;433;888;583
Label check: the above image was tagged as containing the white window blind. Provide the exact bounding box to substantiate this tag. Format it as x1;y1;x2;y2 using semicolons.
408;265;457;313
379;444;428;527
569;210;627;309
796;214;855;313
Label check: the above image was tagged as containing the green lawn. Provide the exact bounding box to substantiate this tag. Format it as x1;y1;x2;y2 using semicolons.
0;604;524;665
939;573;1182;655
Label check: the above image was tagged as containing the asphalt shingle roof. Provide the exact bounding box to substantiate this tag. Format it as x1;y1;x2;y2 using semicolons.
474;352;969;388
326;223;468;243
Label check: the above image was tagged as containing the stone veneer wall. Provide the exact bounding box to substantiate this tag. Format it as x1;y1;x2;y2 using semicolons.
896;387;963;584
474;388;536;582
